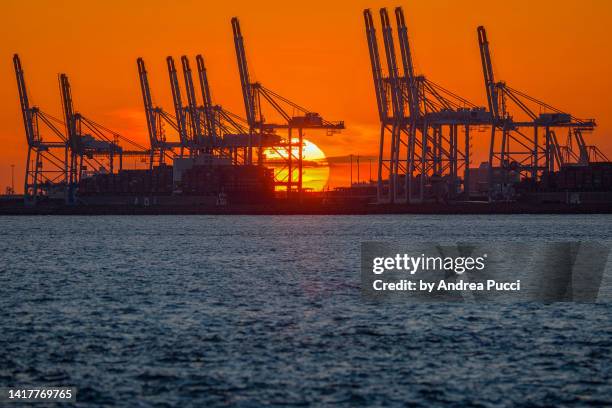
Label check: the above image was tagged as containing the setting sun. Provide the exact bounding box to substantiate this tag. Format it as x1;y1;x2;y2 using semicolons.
264;139;330;191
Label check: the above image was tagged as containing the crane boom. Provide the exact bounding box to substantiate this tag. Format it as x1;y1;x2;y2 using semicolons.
363;10;388;122
136;58;159;148
59;73;79;203
59;74;78;151
181;56;202;143
196;55;213;109
231;17;255;164
166;56;189;148
477;26;499;120
231;17;255;126
379;8;403;121
196;54;216;140
394;7;417;119
13;54;37;145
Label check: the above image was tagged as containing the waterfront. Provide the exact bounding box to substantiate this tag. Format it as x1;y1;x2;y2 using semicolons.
1;215;611;406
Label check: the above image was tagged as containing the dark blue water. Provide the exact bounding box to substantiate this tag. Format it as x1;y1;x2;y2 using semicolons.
1;215;611;407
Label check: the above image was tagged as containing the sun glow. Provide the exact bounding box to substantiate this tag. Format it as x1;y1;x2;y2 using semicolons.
264;139;330;191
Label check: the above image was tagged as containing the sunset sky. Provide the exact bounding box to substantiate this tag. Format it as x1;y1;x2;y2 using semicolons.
1;0;611;191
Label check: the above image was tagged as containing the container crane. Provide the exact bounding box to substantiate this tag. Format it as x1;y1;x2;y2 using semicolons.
477;26;597;199
365;8;490;204
13;54;68;205
364;9;392;202
380;8;404;203
59;73;147;203
231;17;344;195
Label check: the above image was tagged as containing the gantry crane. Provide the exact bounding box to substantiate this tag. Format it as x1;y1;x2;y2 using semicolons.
13;54;68;205
365;8;490;204
15;54;147;205
59;73;147;203
477;26;597;198
231;17;344;195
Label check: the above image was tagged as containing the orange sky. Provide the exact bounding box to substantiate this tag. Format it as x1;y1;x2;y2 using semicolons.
1;0;611;192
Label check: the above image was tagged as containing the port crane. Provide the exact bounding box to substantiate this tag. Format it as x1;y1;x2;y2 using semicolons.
365;8;490;203
59;73;149;203
477;26;597;198
232;17;344;195
15;54;149;205
13;54;68;205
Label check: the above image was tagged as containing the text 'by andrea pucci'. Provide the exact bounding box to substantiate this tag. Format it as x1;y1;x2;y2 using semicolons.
372;253;521;292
